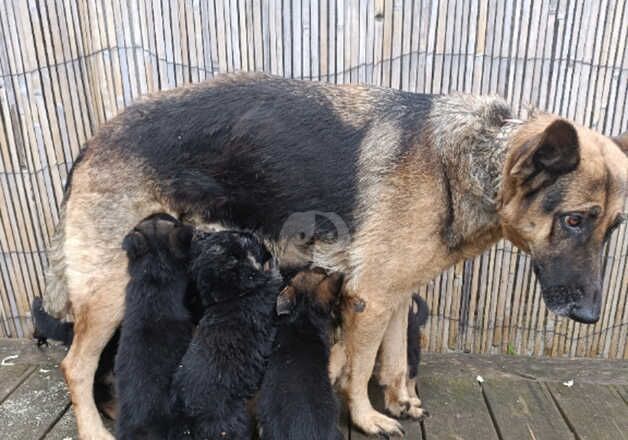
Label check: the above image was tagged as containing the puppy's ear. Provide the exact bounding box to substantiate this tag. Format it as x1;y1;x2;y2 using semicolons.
276;285;296;316
321;272;345;297
169;224;194;258
314;272;345;308
510;119;580;186
613;131;628;156
122;230;148;260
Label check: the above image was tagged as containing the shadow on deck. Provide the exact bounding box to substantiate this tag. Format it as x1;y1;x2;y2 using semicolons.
0;338;626;439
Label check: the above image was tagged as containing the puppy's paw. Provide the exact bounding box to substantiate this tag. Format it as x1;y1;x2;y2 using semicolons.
352;409;405;437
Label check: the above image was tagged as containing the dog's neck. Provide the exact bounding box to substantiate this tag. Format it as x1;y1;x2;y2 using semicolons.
427;95;522;253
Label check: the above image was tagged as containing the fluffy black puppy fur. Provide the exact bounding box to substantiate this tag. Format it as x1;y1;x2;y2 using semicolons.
407;293;430;385
31;298;120;419
32;297;74;346
257;269;360;440
169;230;281;440
115;213;195;440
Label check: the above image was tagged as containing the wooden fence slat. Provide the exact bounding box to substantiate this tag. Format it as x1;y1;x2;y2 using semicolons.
0;0;625;358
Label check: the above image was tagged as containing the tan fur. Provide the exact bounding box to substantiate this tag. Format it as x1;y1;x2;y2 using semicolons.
335;112;627;435
58;151;173;439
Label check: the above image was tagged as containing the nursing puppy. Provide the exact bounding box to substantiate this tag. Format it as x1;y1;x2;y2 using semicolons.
406;294;430;408
258;269;364;440
115;214;194;439
169;230;281;439
32;297;74;347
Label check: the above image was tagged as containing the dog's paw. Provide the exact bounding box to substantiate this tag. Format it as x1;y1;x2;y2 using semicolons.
80;427;115;440
405;400;427;419
408;396;422;408
384;394;426;420
384;398;409;418
352;409;405;437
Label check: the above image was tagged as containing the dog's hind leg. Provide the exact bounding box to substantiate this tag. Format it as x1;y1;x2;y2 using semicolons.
61;210;130;440
378;294;425;419
61;270;125;440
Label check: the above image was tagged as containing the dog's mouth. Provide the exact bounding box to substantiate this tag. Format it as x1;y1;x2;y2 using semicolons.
541;286;600;324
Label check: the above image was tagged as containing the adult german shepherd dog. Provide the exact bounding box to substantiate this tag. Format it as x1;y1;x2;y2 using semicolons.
42;73;627;438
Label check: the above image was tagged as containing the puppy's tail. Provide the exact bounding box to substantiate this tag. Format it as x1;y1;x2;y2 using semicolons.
411;294;430;327
407;294;430;379
31;297;74;347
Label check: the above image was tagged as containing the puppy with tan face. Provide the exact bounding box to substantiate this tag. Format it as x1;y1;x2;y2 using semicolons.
257;268;364;440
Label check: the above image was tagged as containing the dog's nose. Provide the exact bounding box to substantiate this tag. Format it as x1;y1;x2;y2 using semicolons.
568;289;601;324
568;305;600;324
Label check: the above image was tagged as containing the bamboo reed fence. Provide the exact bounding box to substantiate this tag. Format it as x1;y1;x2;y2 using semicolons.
0;0;626;359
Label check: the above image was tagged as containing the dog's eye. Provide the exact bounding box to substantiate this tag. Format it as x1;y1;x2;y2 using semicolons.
562;213;584;231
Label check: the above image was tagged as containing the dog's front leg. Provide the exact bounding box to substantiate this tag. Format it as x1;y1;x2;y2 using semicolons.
377;294;425;419
341;295;405;437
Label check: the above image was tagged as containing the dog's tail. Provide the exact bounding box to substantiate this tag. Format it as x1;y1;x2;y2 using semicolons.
31;297;74;346
407;294;430;379
42;201;72;320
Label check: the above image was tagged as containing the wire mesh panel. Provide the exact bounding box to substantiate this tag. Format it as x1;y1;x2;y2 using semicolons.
0;0;626;358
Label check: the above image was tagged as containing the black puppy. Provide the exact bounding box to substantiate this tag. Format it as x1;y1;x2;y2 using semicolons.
31;298;120;419
115;213;195;439
407;293;430;407
169;230;281;439
31;297;74;347
257;269;364;440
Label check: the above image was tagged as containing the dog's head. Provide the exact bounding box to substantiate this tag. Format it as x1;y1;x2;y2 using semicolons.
499;117;627;324
190;231;278;306
276;269;365;321
122;213;194;276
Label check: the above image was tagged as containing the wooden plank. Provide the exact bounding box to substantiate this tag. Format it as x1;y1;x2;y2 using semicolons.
43;406;77;440
418;375;498;440
483;379;572;440
44;406;115;439
0;366;69;440
0;364;33;403
419;353;628;385
0;338;67;365
613;385;628;405
547;382;628;440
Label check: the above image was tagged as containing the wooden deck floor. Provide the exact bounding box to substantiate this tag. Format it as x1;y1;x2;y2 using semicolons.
1;338;627;440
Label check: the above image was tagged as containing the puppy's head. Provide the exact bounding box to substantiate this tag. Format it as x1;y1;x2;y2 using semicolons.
122;213;193;276
190;231;277;306
277;269;365;322
499;117;627;324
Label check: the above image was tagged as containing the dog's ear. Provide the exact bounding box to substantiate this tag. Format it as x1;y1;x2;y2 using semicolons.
613;131;628;156
169;224;194;258
511;119;580;183
122;230;148;260
276;285;296;316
